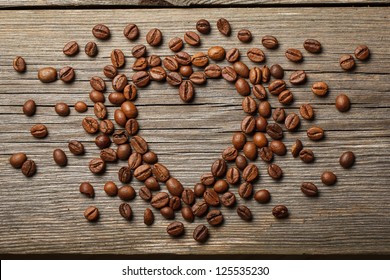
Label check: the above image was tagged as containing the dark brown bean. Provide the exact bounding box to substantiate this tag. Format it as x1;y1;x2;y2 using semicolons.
272;205;289;218
30;124;48;138
237;205;252;221
184;31;201;46
226;48;240;63
152;163;170;182
89;158;106;174
166;177;184;196
311;81;328;96
160;207;175;219
285;48;303;62
150;192;170;209
146;28;162;46
13;56;26;72
266;123;283;140
243;142;257;161
285;113;300;131
270;64;284;79
321;171;337;186
262;35;278;49
267;163;282;180
200;173;215;186
123;23;139;40
289;70;307;85
207;210;224;226
119;203;132;220
354;45;370;60
192;200;209;217
259;147;273;162
85;41;98;57
301;182;318;196
258;101;272;118
304;39;322;53
63;41;79;56
208;46;226;61
196;19;211;34
335;94;351;112
9;153;27;169
254;189;270;203
144;208;154;225
300;104;314;120
134;164;152;181
90;76;106;92
268;79;286;95
291;139;303;158
339;151;355;169
203;189;220;206
181;207;194;222
253;84;267;100
179;80;194;102
84;206;99;222
139;186;152;201
92;24;110;40
21;160;36;177
211;159;227;177
241;115;256;134
221;191;236;207
132;71;150;88
59;66;75;83
167;221;184;236
307;126;324;141
128;152;142;170
118;166;132;183
132;44;147;58
23;100;36;116
53;149;67;166
79;182;94;198
193;224;209;243
242;164;258;182
238;182;253;199
247;48;265;62
339;54;355;70
216;18;231;36
204;64;222;78
299;149;315;163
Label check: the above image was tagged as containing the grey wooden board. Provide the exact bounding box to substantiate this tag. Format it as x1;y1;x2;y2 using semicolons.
0;7;389;255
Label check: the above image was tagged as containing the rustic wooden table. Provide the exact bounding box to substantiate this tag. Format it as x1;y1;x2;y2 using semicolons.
0;1;389;257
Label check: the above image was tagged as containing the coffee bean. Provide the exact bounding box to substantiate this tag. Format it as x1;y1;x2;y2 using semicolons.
113;130;128;145
235;78;251;96
90;90;105;103
238;182;253;199
258;101;272;118
268;79;286;95
259;147;273;162
74;101;88;113
152;163;170;182
147;55;161;68
92;24;110;40
169;197;181;210
200;173;215;186
89;158;105;174
237;29;252;43
146;28;162;46
110;94;126;107
226;48;240;63
38;67;57;83
128;152;142;170
53;149;67;166
145;176;160;191
142;151;158;164
307;126;324;141
191;52;209;67
272;205;288;218
132;57;148;71
237;205;252;221
163;57;179;72
335;94;351;112
339;151;355;169
181;207;194;222
54;102;69;117
85;41;98;57
79;182;94;198
151;192;170;209
125;119;139;136
291;139;303;158
207;210;224;226
169;37;183;52
249;67;261;85
192;200;209;217
166;177;184;196
113;109;126;127
253;84;267;100
123;23;139;40
9;152;27;169
112;74;128;92
90;76;106;92
233;61;249;78
214;179;229;193
246;49;265;64
132;71;150;88
301;182;318;197
144;208;154;225
299;149;314;163
267;163;282;180
255;116;268;131
235;155;248;170
118;166;132;183
254;189;270;203
193;224;209;242
21;159;36;177
132;44;147;58
184;31;201;46
211;159;227;178
13;56;26;72
196;19;210;34
194;183;206;197
63;41;79;56
123;83;137;101
84;206;99;222
182;188;195;205
321;171;337;186
167;72;182;86
270;140;286;156
130;135;148;154
204;189;220;206
167;221;184;236
208;46;226;61
285;48;303;62
23;100;36;116
175;52;192;66
261;65;271;83
232;132;246;150
179;66;193;77
30;124;48;138
221;67;237;83
134;164;152;181
304;39;322;53
289;70;307;85
217;18;231;36
59;66;75;83
243;142;257;161
120;101;138;119
285;113;300;131
139;186;152;201
92;102;106;120
160;206;175;219
267;123;283;140
100;148;117;162
272;108;286;123
262;35;278;49
300;104;314;120
270;64;284;79
221;191;236;207
339;54;355;70
242;164;258;182
354;45;370;60
204;64;222;78
119;203;132;220
278;89;294;105
311;81;328;96
179;80;194;102
68;140;84;155
222;146;238;161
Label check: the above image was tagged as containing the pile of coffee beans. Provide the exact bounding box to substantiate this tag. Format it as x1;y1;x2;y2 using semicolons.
9;17;366;243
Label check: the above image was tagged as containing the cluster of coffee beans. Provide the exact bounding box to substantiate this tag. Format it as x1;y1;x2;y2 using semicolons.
10;17;366;243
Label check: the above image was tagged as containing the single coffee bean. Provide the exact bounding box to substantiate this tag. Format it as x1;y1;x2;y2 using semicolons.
291;139;303;158
63;41;79;56
272;205;288;218
256;116;268;131
147;55;162;68
123;83;137;101
132;44;147;58
289;70;307;85
85;41;98;57
93;102;106;120
74;101;88;113
166;71;182;86
237;29;252;43
335;94;351;112
53;149;67;166
163;56;179;71
339;54;355;70
270;64;284;79
272;108;286;123
311;81;328;96
204;189;220;206
243;142;257;161
221;191;236;207
179;80;195;102
253;85;267;100
339;151;355;169
130;135;148;154
254;189;270;203
221;66;238;83
125;119;139;136
190;72;207;85
38;67;57;83
208;46;226;61
179;66;193;77
118;166;132;183
259;147;273;162
235;78;251;96
90;90;105;103
235;155;248;170
90;76;106;92
132;57;148;71
182;188;195;205
217;18;231;36
270;140;286;156
145;176;160;191
100;148;117;162
30;124;48;138
193;224;209;243
200;173;215;186
249;67;262;85
128;152;142;170
79;182;94;198
301;182;318;197
59;66;75;83
262;35;278;49
247;48;265;63
191;52;209;67
84;206;99;222
214;179;229;193
184;31;201;46
113;110;126;128
146;28;162;46
321;171;337;186
304;39;322;53
261;65;271;83
139;186;152;201
222;146;238;161
121;101;138;119
142;151;158;164
55;102;70;116
152;163;170;182
124;23;139;40
267;163;282;180
110;94;126;107
258;101;272;118
204;64;222;78
119;203;132;220
21;159;36;177
13;56;26;72
211;159;227;177
9;153;27;168
23;100;36;116
89;158;105;174
196;19;211;34
169;197;181;211
112;74;128;92
92;24;110;40
169;37;183;52
242;164;258;182
68;140;84;155
285;113;300;131
144;208;154;225
93;135;110;149
285;48;303;62
299;149;315;163
117;144;131;161
226;48;240;63
278;89;294;105
181;207;194;222
207;210;224;226
112;130;129;145
166;177;184;196
134;164;152;181
267;123;283;140
160;206;175;219
300;104;314;120
167;221;184;236
238;182;253;199
232;132;246;150
233;61;250;78
268;79;286;95
354;45;370;60
307;126;324;141
132;71;150;88
192;200;209;217
194;183;206;197
237;205;252;221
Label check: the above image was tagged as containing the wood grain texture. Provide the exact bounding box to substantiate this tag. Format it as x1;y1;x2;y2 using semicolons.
0;7;389;256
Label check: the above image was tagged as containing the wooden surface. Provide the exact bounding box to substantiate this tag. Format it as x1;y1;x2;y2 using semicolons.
0;7;389;256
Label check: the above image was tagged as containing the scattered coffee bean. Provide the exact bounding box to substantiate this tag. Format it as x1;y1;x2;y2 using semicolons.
23;100;36;116
262;35;278;49
278;89;294;105
112;74;128;92
132;57;148;71
299;149;315;163
90;76;106;92
272;205;289;218
321;171;337;186
214;179;229;193
90;90;105;103
235;78;251;96
9;153;27;169
285;48;303;62
63;41;79;56
112;130;128;145
249;67;262;84
104;181;118;196
237;29;252;43
142;151;158;164
301;182;318;197
79;182;94;198
237;205;252;221
118;166;132;183
268;163;282;180
204;188;220;206
258;101;272;118
272;108;286;123
74;101;88;113
267;123;283;140
84;206;99;222
226;48;240;63
253;84;267;100
311;81;328;96
193;224;209;242
151;192;170;209
211;159;227;178
247;48;265;63
222;146;238;162
134;164;152;181
259;147;273;162
291;139;303;158
181;207;194;222
339;151;355;169
100;148;117;162
117;144;131;161
144;208;154;225
168;37;183;52
160;206;175;219
152;163;170;182
179;80;194;102
132;71;150;88
216;18;231;36
194;183;206;197
204;64;222;79
255;116;268;131
285;113;300;131
146;28;162;46
339;54;355;70
55;102;70;116
89;158;105;174
100;119;115;135
242;164;258;182
354;45;370;60
53;149;67;167
179;66;193;77
241;115;256;134
13;56;26;72
38;67;57;83
166;177;184;196
254;189;270;203
192;200;209;217
68;140;84;155
30;124;48;138
190;72;207;85
139;186;152;201
335;94;351;112
221;191;236;207
232;132;246;150
184;31;201;46
200;173;215;187
92;24;110;40
119;203;132;220
21;159;36;177
85;41;98;57
207;210;224;226
196;19;211;34
261;65;271;83
182;188;195;205
307;126;324;141
300;104;314;120
238;182;253;199
208;46;226;61
289;70;307;85
270;64;284;79
169;197;181;211
270;140;286;156
123;23;139;40
268;79;286;95
235;155;248;170
132;44;147;58
303;39;322;53
233;61;250;78
167;221;184;236
243;141;257;161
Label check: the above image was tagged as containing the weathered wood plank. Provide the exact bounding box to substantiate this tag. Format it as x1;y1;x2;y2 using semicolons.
0;7;389;255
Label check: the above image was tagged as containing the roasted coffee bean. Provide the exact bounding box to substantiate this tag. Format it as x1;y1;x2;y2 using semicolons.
255;116;268;132
221;191;236;207
222;146;238;161
200;173;215;186
30;124;48;138
175;52;192;66
278;89;294;105
301;182;318;197
90;90;105;103
204;189;220;206
112;74;128;92
119;203;132;220
166;177;184;196
272;205;288;218
258;101;271;118
354;45;370;60
90;76;106;92
217;18;231;36
79;182;94;198
285;113;300;131
267;163;282;180
142;151;158;164
235;155;248;170
249;67;262;85
191;52;209;67
92;24;110;40
89;158;105;174
192;200;209;217
55;102;70;116
92;102;106;120
243;129;261;146
152;163;170;182
204;64;222;78
339;54;355;70
147;55;162;68
111;49;125;68
74;101;87;113
321;171;337;186
221;66;237;82
254;189;270;203
232;132;247;150
145;176;160;191
128;152;142;170
272;108;286;123
299;149;315;163
160;206;175;219
233;61;249;78
235;78;251;96
312;81;328;96
289;70;307;85
268;79;286;95
300;104;314;120
167;71;182;86
100;148;117;162
167;221;184;236
132;71;150;88
196;19;211;34
163;57;179;71
184;31;201;46
85;41;98;57
193;224;209;243
339;151;355;169
211;159;227;178
307;126;324;141
266;123;283;140
112;130;128;145
59;66;75;83
270;64;284;79
144;208;154;225
13;56;26;72
53;149;67;166
242;164;259;182
291;139;303;158
134;164;152;181
130;135;148;154
247;48;266;63
117;144;131;160
179;66;193;77
132;44;147;58
84;206;99;222
124;119;139;136
118;166;132;183
226;48;240;63
68;140;84;155
253;85;267;100
124;23;139;40
243;142;257;161
237;205;252;221
208;46;226;61
262;35;278;49
113;109;127;127
237;29;252;43
335;94;351;112
285;48;303;62
21;159;36;177
139;186;152;201
182;188;195;205
169;37;183;52
181;207;194;222
132;57;148;71
207;210;224;226
23;100;36;116
259;147;273;162
109;93;126;107
261;65;270;83
146;28;162;46
179;80;195;102
304;39;322;53
9;153;27;169
214;179;229;193
238;182;253;199
169;197;181;211
194;183;206;197
38;67;57;83
63;41;79;56
123;83;137;101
